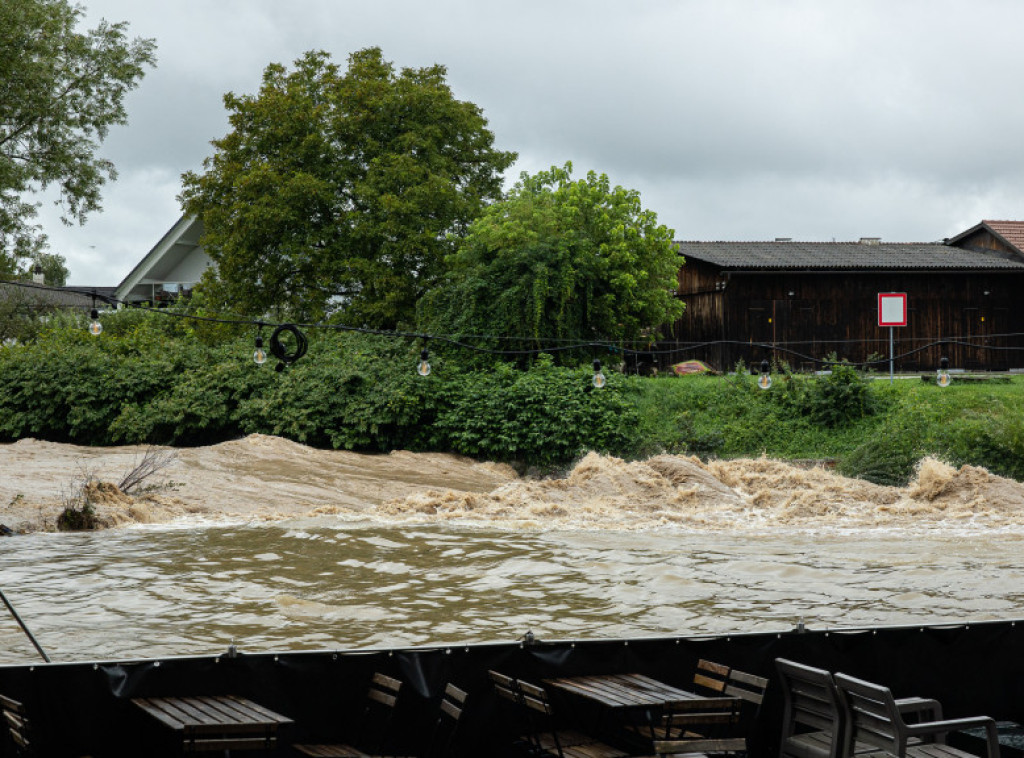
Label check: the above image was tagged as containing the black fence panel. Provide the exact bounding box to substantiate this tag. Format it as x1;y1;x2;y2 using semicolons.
1;619;1022;757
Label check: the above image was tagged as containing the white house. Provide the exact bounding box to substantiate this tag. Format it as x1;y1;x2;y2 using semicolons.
114;215;212;305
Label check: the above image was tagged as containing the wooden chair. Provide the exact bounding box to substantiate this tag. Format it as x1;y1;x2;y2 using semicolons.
776;658;846;758
724;667;768;716
486;670;631;758
654;734;748;758
635;660;766;748
691;660;732;698
631;660;739;743
655;697;742;742
1;694;32;757
833;672;999;758
653;665;768;758
777;658;948;758
1;693;96;758
422;683;468;758
294;672;414;758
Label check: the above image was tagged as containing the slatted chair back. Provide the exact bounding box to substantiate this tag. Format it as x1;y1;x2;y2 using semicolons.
1;694;32;757
661;696;742;741
423;683;468;758
488;670;518;705
775;658;844;758
654;735;750;757
692;660;732;697
724;668;768;708
488;670;547;756
516;679;566;757
725;667;769;735
833;673;904;757
355;672;404;756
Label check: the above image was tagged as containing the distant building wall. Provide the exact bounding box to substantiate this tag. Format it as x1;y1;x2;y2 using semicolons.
663;261;1024;372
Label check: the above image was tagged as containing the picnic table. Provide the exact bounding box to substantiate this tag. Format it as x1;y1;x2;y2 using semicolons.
543;673;743;751
132;694;293;754
543;673;722;709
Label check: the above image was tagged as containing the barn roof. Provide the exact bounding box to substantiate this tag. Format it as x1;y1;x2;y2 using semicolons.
676;240;1024;271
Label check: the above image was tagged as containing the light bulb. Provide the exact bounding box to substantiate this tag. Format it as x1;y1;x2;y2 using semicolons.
417;349;431;377
758;359;771;390
254;336;267;365
89;309;102;336
592;359;606;389
937;357;950;388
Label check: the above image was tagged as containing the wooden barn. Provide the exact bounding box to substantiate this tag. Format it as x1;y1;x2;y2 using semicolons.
663;220;1024;373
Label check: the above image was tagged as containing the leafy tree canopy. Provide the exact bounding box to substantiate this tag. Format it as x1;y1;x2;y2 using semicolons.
181;47;516;326
418;163;685;355
18;251;68;286
0;0;156;273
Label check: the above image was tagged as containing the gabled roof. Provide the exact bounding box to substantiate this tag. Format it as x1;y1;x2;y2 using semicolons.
115;215;204;302
946;220;1024;254
676;240;1024;271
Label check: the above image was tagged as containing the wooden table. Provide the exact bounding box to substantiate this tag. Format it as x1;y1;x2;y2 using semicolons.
543;673;712;709
132;694;293;754
543;673;741;748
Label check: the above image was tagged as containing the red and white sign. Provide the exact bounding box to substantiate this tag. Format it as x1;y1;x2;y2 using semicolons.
878;292;907;327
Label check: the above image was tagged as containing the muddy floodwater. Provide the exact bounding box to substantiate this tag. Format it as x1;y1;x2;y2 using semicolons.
3;521;1024;663
4;436;1024;664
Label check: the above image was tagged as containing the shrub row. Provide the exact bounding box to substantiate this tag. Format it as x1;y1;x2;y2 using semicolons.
0;315;639;470
3;313;1024;481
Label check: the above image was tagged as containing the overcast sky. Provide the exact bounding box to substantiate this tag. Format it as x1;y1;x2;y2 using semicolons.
37;0;1024;285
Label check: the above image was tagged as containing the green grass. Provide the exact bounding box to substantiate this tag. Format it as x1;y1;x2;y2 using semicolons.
625;373;1024;484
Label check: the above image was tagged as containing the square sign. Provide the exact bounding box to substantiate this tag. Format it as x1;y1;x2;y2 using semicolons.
878;292;907;327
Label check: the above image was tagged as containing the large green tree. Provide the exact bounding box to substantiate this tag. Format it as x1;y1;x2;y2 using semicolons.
181;47;516;326
0;0;156;274
419;163;685;352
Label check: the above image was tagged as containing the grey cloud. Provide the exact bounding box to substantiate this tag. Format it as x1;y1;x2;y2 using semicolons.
38;0;1024;284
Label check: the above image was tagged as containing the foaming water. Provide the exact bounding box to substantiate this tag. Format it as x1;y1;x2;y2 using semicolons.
374;453;1024;532
2;521;1024;664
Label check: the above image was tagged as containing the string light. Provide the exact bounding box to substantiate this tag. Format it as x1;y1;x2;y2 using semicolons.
3;278;1023;373
592;359;606;389
758;359;772;390
937;356;951;388
253;335;267;366
417;348;431;377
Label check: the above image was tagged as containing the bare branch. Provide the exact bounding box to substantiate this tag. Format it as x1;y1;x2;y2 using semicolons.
118;447;177;494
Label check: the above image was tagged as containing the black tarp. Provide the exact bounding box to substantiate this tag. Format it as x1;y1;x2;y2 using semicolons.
2;619;1023;757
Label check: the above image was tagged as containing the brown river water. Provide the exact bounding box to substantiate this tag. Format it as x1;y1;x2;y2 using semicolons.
2;436;1024;664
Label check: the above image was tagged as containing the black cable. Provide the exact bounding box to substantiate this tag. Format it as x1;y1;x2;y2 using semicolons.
6;277;1024;367
269;324;308;370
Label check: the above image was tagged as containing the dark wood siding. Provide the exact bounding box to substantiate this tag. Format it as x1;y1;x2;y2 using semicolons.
659;263;1024;372
953;229;1020;259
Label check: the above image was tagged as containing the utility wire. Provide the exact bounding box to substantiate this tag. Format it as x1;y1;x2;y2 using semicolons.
4;277;1024;367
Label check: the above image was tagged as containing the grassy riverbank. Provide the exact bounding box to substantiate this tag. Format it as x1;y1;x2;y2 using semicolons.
1;311;1023;484
631;371;1024;485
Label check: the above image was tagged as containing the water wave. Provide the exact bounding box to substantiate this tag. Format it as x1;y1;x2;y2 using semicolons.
376;452;1024;532
4;435;1023;535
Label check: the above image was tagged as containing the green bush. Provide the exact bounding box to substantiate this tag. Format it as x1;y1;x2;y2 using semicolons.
235;334;442;451
431;355;640;469
772;360;875;428
837;420;924;486
0;324;642;469
6;317;1024;481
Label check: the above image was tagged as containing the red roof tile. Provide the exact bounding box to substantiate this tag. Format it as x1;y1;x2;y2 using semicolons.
981;220;1024;253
